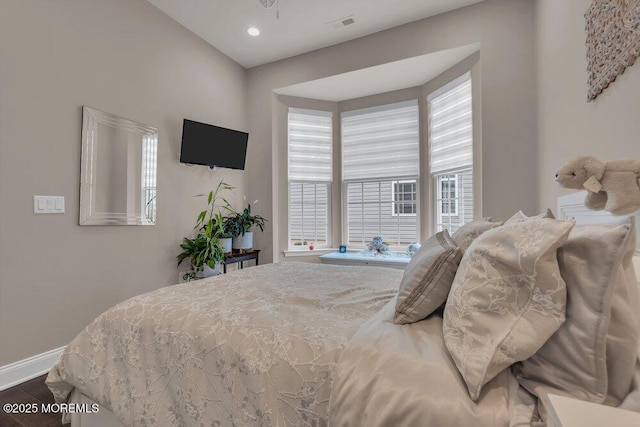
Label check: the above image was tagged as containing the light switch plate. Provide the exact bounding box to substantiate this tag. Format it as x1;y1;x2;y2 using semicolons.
34;196;65;214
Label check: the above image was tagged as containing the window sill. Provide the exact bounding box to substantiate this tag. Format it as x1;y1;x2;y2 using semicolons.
283;248;338;258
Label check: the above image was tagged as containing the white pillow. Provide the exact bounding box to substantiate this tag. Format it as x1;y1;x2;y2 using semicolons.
451;218;502;253
443;217;574;400
515;218;639;421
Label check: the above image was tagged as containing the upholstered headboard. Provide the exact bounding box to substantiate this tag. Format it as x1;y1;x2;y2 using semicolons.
558;191;640;255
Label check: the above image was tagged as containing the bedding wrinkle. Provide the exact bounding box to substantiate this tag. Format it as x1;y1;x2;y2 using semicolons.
329;298;512;426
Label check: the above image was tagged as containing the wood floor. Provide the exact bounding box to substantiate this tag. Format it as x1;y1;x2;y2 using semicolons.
0;375;63;427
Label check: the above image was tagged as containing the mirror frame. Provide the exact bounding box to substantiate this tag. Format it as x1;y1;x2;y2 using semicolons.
79;106;158;226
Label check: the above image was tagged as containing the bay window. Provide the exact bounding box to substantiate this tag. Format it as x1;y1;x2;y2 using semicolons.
284;72;476;255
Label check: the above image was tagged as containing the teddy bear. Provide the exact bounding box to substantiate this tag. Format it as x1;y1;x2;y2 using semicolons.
555;156;640;215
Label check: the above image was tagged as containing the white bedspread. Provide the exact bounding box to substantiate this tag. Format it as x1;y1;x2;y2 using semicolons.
47;262;401;426
329;296;513;426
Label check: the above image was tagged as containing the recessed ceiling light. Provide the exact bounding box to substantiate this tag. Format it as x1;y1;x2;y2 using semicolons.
247;27;260;37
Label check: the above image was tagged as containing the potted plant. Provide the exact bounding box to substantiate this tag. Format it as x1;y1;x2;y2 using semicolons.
224;203;266;251
213;212;233;254
177;181;235;278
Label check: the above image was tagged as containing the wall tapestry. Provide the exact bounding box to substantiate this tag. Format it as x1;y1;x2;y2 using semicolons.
585;0;640;101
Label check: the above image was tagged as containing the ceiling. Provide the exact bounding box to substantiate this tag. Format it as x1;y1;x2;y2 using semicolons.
146;0;484;68
274;43;479;102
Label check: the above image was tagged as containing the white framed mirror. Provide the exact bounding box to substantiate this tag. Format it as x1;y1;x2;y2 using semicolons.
79;106;158;225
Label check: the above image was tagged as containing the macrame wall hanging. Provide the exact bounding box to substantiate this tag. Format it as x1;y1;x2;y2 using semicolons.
585;0;640;101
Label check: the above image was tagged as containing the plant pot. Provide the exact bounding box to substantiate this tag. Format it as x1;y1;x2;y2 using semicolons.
232;231;253;251
200;262;221;278
219;237;232;254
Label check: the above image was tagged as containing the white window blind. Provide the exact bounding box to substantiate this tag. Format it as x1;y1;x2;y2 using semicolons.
430;75;473;174
288;108;332;181
342;100;419;181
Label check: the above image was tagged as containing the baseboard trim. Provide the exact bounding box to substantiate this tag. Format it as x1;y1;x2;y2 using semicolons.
0;346;65;391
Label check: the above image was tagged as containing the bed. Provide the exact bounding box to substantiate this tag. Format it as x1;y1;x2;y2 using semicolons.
46;193;640;426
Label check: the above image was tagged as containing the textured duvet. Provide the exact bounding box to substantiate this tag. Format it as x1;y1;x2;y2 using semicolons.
46;262;401;426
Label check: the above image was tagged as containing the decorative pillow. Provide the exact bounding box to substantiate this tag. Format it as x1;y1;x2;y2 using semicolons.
394;230;462;325
604;220;639;405
515;218;637;406
451;218;502;252
443;217;574;401
504;208;555;225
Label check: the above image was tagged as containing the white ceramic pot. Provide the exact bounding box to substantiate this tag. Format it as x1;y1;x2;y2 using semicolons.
232;231;253;250
200;263;221;277
219;237;232;254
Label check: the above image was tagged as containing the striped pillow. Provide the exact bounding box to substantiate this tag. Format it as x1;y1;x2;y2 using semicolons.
394;230;462;324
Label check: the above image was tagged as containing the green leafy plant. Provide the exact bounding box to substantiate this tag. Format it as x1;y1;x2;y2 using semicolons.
223;203;266;237
177;181;235;275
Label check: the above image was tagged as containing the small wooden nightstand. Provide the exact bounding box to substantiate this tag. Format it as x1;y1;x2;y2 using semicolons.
222;250;260;273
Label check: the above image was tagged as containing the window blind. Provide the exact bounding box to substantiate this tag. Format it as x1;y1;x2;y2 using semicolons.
342;100;419;181
288;108;332;182
430;75;473;174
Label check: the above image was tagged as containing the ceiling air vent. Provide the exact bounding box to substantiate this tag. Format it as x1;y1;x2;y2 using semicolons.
328;15;356;30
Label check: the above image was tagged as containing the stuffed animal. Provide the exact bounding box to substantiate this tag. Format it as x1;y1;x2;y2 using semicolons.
367;237;389;254
555;156;640;215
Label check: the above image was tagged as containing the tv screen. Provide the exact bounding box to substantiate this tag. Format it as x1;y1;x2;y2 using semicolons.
180;119;248;170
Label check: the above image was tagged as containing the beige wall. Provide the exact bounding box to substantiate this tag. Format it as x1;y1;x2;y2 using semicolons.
536;0;640;211
0;0;247;365
247;0;537;264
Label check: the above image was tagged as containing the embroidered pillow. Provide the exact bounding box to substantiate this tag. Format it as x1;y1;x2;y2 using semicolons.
394;230;462;325
504;208;555;225
515;218;638;407
443;217;574;400
451;218;502;252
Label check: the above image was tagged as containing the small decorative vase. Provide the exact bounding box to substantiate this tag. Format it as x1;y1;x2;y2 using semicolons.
232;231;253;251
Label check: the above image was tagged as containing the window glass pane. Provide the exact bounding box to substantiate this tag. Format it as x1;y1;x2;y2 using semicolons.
392;181;417;216
434;169;473;234
347;180;418;247
289;182;329;248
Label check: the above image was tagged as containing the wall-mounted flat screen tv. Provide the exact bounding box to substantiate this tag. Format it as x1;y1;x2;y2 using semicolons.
180;119;248;170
